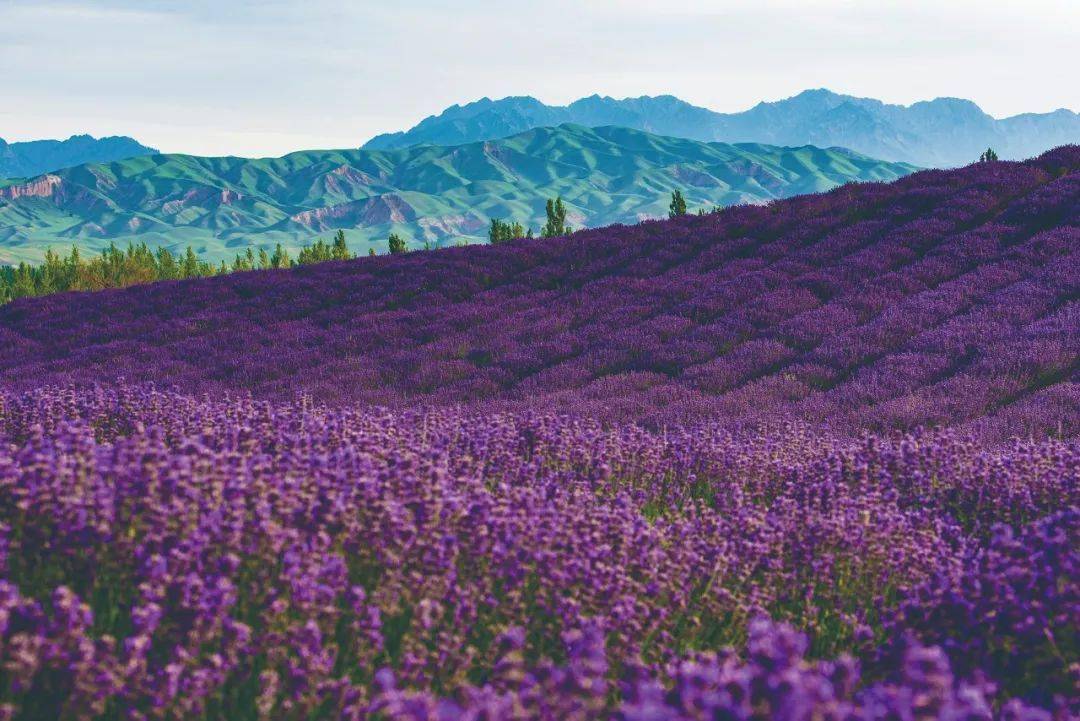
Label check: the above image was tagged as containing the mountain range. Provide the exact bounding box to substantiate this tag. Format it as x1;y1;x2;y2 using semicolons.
364;89;1080;168
0;134;157;180
0;124;914;265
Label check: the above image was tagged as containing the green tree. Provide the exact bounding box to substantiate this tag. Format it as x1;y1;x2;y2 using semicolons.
979;148;999;163
10;263;36;299
66;246;82;283
297;239;333;265
541;196;570;238
669;189;687;218
489;218;505;243
125;242;158;285
37;249;66;294
181;247;202;278
331;230;352;260
1;238;366;306
0;267;12;304
387;233;407;255
270;243;292;269
489;218;529;244
232;247;256;272
156;247;179;280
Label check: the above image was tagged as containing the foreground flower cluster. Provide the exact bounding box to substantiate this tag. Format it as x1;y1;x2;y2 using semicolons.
0;386;1074;719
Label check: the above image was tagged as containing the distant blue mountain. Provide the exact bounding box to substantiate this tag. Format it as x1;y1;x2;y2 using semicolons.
0;134;157;179
364;89;1079;168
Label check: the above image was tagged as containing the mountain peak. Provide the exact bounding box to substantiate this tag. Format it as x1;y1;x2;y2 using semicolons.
793;87;841;99
914;96;987;113
771;88;849;112
363;90;1079;166
0;134;157;179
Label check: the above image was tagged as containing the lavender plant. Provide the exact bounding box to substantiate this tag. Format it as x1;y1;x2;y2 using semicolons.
0;386;1075;718
0;147;1076;718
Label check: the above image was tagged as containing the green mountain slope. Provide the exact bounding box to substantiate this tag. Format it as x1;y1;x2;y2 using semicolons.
0;124;916;264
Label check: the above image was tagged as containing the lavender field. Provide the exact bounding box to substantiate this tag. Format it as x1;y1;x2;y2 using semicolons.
0;148;1076;719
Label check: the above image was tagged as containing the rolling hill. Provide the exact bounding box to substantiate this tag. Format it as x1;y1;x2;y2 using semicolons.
0;134;157;179
364;89;1080;168
0;124;914;264
1;146;1075;437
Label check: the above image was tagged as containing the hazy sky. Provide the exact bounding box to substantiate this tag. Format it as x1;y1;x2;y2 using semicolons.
1;0;1077;157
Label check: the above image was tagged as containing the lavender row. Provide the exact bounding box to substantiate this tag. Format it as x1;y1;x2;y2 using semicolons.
0;148;1077;436
0;385;1074;718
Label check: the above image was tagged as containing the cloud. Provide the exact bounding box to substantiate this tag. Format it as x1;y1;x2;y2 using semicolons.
0;0;1076;156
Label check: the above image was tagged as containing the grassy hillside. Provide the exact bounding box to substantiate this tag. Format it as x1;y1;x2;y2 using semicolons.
0;124;915;264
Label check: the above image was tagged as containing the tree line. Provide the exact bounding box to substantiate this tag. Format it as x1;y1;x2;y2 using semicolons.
3;191;718;304
487;191;718;243
487;196;571;244
0;231;354;304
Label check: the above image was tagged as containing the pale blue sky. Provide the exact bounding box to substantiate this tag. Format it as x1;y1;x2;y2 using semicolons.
1;0;1077;156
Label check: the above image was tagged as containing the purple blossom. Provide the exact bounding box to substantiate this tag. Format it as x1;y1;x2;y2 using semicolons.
0;147;1076;717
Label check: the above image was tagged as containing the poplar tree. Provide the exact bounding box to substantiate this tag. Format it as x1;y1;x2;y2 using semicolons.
332;230;351;260
669;190;687;218
541;196;570;238
181;247;202;278
270;243;291;269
